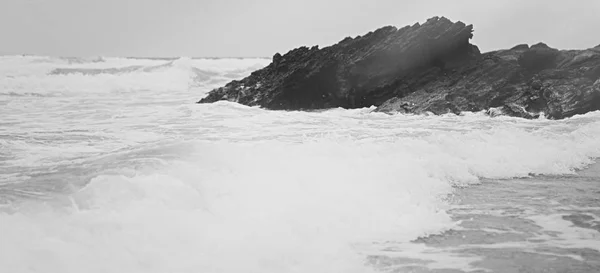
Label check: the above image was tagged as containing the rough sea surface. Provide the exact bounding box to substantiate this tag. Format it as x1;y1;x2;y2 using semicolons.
1;56;599;273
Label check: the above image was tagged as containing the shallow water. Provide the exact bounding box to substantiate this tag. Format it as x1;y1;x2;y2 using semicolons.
1;56;599;273
368;163;600;272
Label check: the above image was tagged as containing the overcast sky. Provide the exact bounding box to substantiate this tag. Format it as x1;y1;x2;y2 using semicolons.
1;0;599;57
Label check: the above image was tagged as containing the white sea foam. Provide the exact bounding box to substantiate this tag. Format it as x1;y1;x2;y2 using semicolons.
1;56;599;273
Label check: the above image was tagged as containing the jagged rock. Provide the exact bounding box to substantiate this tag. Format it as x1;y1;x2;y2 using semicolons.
198;16;600;119
376;44;600;119
272;53;282;65
518;44;560;71
511;44;530;51
199;16;478;109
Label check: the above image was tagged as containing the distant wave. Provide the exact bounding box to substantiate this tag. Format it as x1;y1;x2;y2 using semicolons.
1;56;271;98
47;61;178;76
47;59;223;86
0;92;56;98
58;56;106;64
48;65;145;76
22;56;107;64
125;56;269;60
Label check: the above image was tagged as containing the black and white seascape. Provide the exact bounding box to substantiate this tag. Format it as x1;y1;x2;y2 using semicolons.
1;1;600;273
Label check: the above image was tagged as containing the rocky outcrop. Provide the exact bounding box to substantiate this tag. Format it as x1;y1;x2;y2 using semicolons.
376;43;600;119
198;16;600;119
199;16;478;109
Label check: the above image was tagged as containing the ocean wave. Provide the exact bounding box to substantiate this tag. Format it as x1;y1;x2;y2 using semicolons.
0;57;270;98
48;65;146;76
43;58;261;91
0;139;455;273
2;122;599;272
58;56;106;64
0;91;56;97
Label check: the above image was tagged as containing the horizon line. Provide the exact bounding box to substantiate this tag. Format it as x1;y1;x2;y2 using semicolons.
0;54;271;59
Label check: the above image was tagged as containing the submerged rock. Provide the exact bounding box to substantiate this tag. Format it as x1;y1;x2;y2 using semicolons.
198;16;600;119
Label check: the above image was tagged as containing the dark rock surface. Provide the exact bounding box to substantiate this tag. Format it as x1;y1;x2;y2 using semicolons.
376;43;600;119
198;16;600;119
199;16;477;109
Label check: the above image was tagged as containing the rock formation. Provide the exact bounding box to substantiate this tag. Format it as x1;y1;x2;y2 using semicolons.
198;16;600;119
376;42;600;119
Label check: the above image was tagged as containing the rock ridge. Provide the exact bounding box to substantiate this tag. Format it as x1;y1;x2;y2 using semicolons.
198;16;600;119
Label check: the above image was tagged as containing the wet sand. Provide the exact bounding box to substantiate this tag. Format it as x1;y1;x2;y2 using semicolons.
368;162;600;272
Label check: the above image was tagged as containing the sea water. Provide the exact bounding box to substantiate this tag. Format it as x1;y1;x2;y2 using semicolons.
1;56;599;273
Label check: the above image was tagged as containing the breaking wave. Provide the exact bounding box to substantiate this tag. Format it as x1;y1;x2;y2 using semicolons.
1;56;270;97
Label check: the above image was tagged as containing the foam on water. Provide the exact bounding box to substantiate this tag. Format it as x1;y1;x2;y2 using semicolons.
1;56;600;273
